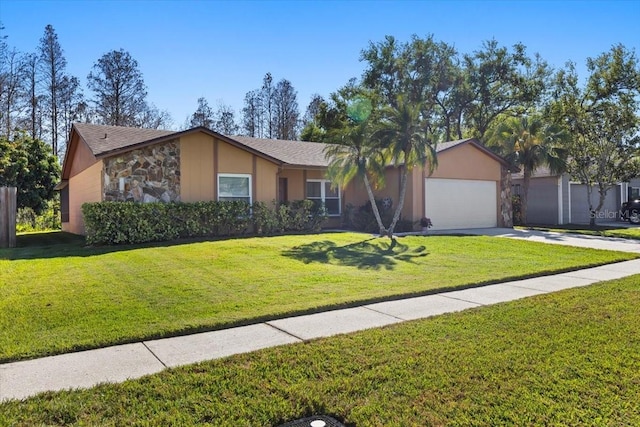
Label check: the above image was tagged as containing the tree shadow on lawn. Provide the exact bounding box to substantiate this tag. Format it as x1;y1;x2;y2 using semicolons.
282;237;429;270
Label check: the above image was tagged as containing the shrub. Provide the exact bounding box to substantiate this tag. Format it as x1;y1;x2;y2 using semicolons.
82;200;327;245
16;198;61;232
346;198;417;233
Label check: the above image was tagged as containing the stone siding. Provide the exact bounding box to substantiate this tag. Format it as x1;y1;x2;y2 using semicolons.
499;165;513;227
103;139;180;203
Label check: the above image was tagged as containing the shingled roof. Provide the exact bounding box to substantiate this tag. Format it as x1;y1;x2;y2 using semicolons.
69;123;507;170
73;123;175;157
71;123;331;167
229;135;330;167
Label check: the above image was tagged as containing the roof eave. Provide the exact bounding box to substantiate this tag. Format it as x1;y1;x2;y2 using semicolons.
94;127;284;167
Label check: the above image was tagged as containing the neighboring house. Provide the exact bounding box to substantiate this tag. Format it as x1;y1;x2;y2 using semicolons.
511;167;636;225
57;123;513;235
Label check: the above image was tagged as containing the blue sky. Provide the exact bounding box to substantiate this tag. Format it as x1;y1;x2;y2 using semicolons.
1;0;639;130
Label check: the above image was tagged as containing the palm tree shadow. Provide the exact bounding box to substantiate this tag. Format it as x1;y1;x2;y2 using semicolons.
282;237;429;270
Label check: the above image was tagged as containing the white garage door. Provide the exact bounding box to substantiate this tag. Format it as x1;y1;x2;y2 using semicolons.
425;178;497;230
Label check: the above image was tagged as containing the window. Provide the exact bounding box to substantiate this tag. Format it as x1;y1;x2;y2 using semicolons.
631;187;640;199
306;179;340;216
218;174;251;204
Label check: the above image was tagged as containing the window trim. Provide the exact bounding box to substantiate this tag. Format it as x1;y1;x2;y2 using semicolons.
217;173;252;205
306;179;341;216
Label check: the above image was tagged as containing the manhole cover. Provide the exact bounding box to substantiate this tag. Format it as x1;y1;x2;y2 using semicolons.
277;414;345;427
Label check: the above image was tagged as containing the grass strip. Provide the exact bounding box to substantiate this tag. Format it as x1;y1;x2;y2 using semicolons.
2;275;639;426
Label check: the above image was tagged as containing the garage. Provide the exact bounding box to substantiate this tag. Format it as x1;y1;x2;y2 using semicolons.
570;183;621;224
425;178;497;230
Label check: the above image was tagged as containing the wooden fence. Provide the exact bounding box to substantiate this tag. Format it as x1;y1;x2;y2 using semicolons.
0;187;17;248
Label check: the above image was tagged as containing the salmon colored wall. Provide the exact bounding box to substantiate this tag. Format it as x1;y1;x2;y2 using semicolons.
305;169;325;180
64;161;103;235
180;133;215;202
343;168;405;213
255;160;279;202
218;140;253;173
278;168;328;201
429;144;501;181
407;167;423;221
69;136;98;178
279;169;305;200
181;133;280;203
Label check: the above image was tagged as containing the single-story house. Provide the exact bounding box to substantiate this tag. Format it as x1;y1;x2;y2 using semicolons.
511;167;638;225
58;123;513;234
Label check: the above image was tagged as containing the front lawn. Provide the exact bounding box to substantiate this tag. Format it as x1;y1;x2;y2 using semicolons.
2;274;639;426
0;231;636;362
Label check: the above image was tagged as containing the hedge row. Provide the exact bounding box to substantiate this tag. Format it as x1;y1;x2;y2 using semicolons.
82;200;327;245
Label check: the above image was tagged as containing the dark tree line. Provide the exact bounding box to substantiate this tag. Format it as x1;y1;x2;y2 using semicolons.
309;34;640;228
186;72;305;140
185;97;239;135
301;35;552;143
0;24;172;159
240;72;300;140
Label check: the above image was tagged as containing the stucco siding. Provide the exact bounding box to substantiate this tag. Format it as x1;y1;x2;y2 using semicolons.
430;144;501;181
218;140;253;174
69;136;98;177
181;133;282;203
280;169;305;200
180;133;215;202
64;161;103;235
255;160;279;202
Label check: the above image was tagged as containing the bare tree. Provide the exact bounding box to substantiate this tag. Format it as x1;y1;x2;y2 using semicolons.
261;72;274;138
138;103;172;129
241;89;262;137
0;22;10;137
0;48;24;138
213;102;239;135
87;49;148;127
302;93;324;127
58;75;84;150
38;24;67;155
272;78;299;140
189;97;215;128
20;53;44;141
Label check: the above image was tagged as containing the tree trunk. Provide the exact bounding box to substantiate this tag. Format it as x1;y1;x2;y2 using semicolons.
363;173;387;236
521;168;531;225
592;183;609;228
388;164;409;238
586;184;596;228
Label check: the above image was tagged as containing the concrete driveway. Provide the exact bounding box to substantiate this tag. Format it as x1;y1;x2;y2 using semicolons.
436;227;640;253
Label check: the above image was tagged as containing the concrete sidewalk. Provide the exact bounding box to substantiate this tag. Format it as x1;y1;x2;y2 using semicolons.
2;230;640;402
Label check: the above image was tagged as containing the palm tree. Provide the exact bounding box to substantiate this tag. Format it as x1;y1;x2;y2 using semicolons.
374;95;438;237
488;115;568;225
324;120;389;236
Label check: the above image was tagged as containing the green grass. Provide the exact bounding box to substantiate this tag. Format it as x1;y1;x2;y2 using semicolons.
522;223;640;240
2;275;639;426
0;231;636;363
